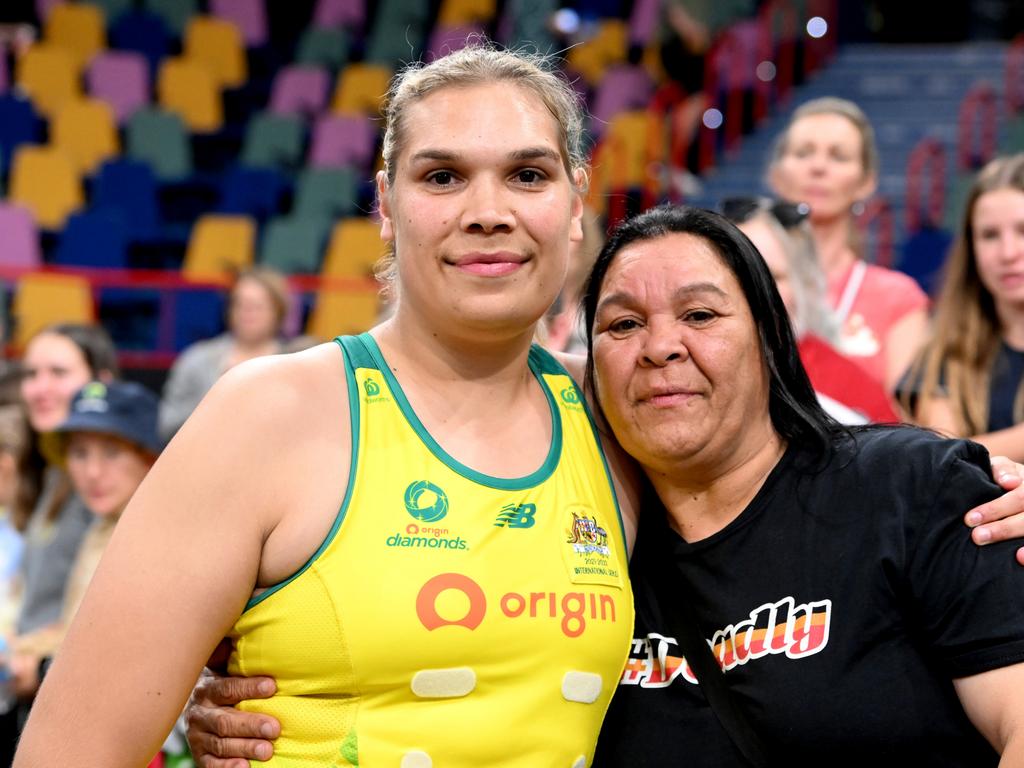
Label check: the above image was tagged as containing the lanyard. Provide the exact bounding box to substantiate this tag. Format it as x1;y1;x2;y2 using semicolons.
834;261;867;325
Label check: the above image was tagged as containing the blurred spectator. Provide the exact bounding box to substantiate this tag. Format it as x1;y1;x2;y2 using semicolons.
768;96;930;392
0;404;34;632
724;196;899;424
9;380;162;702
159;267;292;440
901;154;1024;460
1;323;117;762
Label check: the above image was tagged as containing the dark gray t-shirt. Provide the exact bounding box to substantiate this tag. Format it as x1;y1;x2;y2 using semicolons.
16;466;92;635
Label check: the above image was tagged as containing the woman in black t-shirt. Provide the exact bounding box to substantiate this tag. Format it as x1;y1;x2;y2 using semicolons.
583;205;1024;766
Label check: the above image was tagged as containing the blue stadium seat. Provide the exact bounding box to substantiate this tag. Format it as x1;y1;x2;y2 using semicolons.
93;158;161;242
53;209;131;268
0;94;41;172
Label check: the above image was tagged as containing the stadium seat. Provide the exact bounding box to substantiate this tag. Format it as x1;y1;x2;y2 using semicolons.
34;0;61;23
590;64;655;139
306;287;380;340
12;273;95;349
312;0;365;31
239;112;306;172
0;94;41;172
87;50;149;125
260;215;332;274
210;0;268;47
437;0;494;25
218;165;288;221
183;16;247;89
16;44;81;117
566;20;628;84
426;24;484;61
144;0;198;37
0;42;7;95
364;0;430;64
269;65;331;118
93;158;160;242
126;107;193;181
157;57;224;133
54;209;130;268
109;9;171;77
51;96;120;175
9;144;84;230
45;3;106;69
0;203;42;269
321;217;385;278
83;0;134;25
307;113;378;171
183;214;256;282
330;63;391;116
293;168;359;220
295;26;349;70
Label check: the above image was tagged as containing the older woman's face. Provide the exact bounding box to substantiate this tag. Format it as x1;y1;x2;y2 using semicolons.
592;233;772;475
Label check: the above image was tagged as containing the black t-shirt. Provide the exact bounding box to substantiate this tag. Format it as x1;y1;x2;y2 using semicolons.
595;427;1024;767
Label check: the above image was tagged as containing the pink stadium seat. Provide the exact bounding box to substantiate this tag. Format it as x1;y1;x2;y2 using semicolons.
269;65;330;117
308;113;377;171
210;0;268;47
312;0;365;31
87;50;149;125
0;203;41;268
426;24;483;62
590;64;655;139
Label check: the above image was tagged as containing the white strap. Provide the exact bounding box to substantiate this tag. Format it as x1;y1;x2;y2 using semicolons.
834;261;867;325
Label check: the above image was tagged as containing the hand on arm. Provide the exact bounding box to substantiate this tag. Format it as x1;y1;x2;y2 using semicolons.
186;667;279;767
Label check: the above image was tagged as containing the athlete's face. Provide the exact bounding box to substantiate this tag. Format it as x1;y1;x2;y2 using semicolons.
592;233;773;476
378;83;583;339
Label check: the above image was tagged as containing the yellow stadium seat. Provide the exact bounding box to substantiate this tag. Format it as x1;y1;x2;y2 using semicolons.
437;0;495;24
183;215;256;282
183;16;246;89
157;57;223;133
306;287;380;340
331;63;391;116
16;44;82;117
322;218;386;279
567;20;628;84
11;273;95;349
9;145;84;230
51;97;119;175
45;3;106;69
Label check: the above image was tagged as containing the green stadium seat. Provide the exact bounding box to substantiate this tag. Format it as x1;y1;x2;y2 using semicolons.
293;168;359;221
260;215;332;274
126;107;193;181
240;112;306;172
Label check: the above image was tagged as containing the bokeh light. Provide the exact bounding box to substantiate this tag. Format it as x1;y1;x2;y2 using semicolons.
702;109;724;130
806;17;828;38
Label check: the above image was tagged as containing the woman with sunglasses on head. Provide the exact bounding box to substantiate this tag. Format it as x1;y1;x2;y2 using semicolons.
723;197;897;424
589;205;1024;767
768;97;930;393
901;154;1024;462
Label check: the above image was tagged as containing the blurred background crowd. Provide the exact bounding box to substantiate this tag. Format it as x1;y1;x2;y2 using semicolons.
0;0;1022;764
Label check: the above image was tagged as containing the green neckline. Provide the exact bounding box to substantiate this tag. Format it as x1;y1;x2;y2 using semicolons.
357;333;563;490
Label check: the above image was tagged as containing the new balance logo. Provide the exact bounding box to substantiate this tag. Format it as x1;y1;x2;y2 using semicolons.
494;503;537;529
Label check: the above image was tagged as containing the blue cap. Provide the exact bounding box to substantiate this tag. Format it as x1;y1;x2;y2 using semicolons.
55;381;164;457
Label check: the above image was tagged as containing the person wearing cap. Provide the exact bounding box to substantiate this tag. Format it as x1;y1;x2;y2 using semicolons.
8;380;162;702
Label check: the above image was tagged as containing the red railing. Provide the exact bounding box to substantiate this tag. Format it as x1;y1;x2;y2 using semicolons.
757;0;799;113
1006;32;1024;117
0;265;380;367
804;0;839;73
957;81;997;172
856;197;894;268
904;137;947;232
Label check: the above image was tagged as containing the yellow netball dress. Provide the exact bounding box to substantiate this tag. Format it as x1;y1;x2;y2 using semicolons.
228;333;633;767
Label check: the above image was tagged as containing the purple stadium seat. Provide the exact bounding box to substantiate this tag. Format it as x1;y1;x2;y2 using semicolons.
269;65;330;118
628;0;659;46
87;51;150;125
210;0;268;47
35;0;61;23
426;24;484;62
312;0;365;31
0;203;42;268
308;114;377;171
590;64;654;138
0;43;7;95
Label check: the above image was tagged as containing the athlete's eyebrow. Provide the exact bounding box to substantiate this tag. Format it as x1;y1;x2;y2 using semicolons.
407;147;562;165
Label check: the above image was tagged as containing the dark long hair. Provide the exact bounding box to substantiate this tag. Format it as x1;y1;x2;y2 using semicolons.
581;205;841;459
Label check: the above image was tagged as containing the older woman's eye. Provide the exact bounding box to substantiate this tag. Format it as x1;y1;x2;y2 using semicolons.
608;318;641;334
684;309;716;323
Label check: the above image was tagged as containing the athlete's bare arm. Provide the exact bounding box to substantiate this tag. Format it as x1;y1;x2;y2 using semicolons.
14;344;351;767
